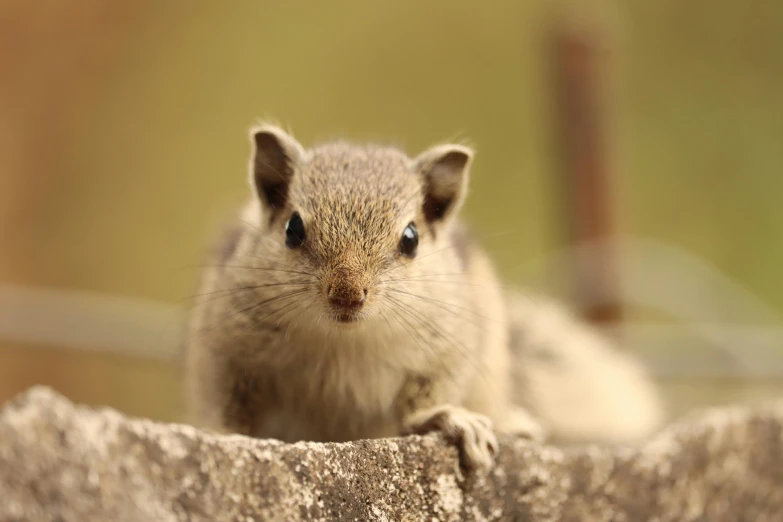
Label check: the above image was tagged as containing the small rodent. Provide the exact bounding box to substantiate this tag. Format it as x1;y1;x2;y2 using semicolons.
184;123;663;471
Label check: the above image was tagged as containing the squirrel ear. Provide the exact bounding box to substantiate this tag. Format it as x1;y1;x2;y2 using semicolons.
413;144;473;226
248;123;305;214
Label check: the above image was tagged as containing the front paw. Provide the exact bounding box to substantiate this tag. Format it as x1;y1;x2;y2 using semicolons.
402;405;499;471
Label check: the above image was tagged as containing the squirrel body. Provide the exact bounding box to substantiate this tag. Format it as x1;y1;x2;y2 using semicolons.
184;124;663;470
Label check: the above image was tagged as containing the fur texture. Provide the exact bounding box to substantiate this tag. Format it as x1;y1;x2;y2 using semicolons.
184;124;663;471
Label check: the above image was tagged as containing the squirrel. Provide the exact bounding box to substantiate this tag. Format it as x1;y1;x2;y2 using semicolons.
184;123;663;471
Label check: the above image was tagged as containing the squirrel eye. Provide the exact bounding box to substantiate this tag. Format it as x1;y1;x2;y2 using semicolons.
399;222;418;258
285;212;306;248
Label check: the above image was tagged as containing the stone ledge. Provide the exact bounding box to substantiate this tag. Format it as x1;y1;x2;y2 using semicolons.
1;386;782;521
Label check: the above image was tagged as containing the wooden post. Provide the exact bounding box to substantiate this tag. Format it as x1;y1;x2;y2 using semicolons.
549;9;623;328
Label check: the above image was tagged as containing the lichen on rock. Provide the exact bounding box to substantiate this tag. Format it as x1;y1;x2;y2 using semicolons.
1;386;782;521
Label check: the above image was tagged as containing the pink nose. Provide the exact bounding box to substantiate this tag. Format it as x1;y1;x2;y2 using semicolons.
328;285;367;310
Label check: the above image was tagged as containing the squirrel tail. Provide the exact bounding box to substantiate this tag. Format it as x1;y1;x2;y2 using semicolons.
507;293;665;444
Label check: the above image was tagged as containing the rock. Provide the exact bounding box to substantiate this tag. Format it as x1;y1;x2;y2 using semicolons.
0;387;782;521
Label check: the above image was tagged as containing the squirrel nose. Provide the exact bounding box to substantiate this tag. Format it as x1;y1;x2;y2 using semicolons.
327;285;367;310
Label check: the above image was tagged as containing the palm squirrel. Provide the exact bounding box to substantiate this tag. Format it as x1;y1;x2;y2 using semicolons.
184;123;663;470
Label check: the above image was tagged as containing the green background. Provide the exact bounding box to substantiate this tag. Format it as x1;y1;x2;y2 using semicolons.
1;1;781;422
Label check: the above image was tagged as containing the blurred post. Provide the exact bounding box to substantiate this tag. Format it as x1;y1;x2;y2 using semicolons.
549;8;623;329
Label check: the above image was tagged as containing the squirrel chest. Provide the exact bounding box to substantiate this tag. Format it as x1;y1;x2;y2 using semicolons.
255;334;408;442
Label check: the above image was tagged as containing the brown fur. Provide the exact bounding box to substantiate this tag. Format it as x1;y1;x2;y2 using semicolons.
184;124;663;470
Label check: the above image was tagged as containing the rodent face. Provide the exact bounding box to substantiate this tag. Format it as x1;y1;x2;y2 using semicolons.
239;124;472;330
268;144;426;325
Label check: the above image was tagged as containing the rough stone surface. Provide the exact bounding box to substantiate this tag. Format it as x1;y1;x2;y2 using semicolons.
1;387;782;521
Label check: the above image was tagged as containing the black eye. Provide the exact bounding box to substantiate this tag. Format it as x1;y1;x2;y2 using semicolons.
285;212;305;248
399;222;418;258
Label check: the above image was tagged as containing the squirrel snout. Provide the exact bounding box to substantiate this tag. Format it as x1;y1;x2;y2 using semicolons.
327;284;367;310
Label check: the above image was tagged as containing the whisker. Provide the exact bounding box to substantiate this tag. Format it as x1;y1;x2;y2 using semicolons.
284;297;318;340
383;278;509;291
237;217;263;234
384;278;492;287
385;295;472;361
386;272;468;280
235;293;311;351
190;264;315;278
237;218;315;258
193;289;312;365
184;283;314;313
236;218;287;250
384;298;480;388
394;189;422;219
379;300;457;380
199;289;310;333
386;288;493;324
232;251;309;272
388;295;488;367
379;243;460;277
382;274;542;302
255;293;310;325
186;280;315;301
386;295;500;395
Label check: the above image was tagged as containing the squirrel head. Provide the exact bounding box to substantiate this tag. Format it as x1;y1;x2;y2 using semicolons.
242;123;474;326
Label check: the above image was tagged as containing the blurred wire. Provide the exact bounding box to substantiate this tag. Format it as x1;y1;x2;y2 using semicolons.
0;283;180;360
3;235;783;379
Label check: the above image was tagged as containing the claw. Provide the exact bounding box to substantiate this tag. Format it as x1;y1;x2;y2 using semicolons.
404;405;499;472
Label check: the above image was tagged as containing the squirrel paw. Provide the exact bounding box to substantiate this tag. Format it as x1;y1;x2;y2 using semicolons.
403;405;499;471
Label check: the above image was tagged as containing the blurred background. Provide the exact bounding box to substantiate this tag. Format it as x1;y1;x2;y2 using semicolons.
1;1;782;424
